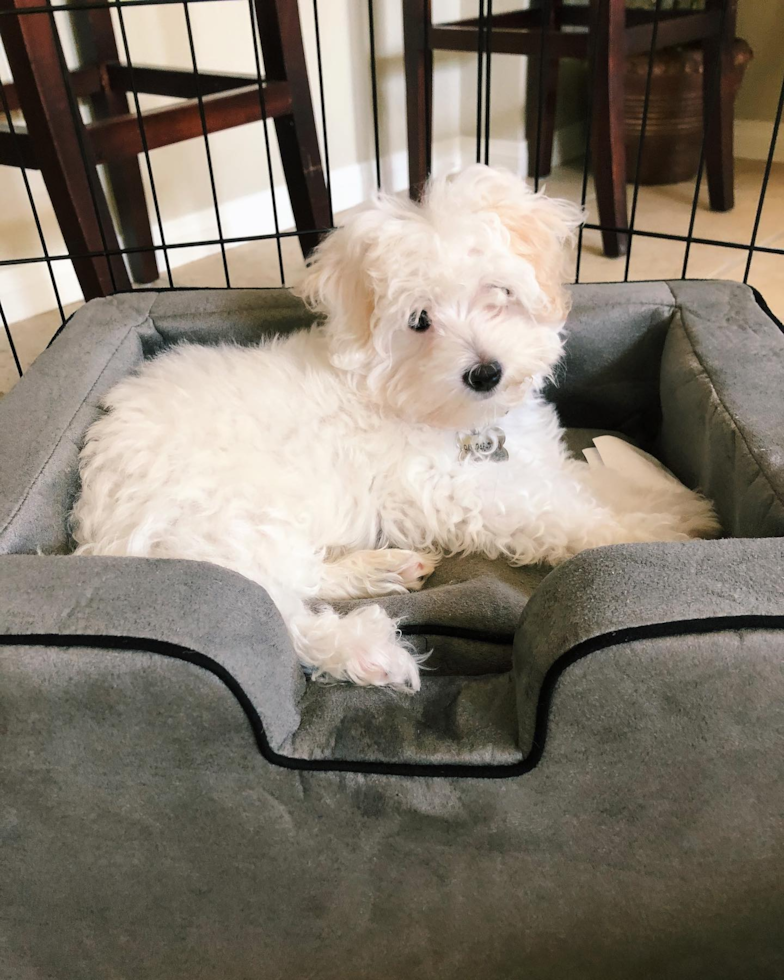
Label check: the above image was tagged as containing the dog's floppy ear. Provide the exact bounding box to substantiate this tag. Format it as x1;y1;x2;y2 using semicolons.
293;204;392;372
433;164;584;323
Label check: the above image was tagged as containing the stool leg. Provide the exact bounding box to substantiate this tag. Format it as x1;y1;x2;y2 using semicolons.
590;0;629;257
255;0;331;259
703;0;737;212
403;0;432;199
526;0;561;181
0;2;130;299
71;7;159;284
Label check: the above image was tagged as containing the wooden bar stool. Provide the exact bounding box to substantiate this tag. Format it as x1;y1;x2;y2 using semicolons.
0;0;331;299
403;0;737;258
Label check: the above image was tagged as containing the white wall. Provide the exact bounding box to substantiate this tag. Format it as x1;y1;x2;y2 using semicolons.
457;0;586;171
1;14;84;324
734;0;784;163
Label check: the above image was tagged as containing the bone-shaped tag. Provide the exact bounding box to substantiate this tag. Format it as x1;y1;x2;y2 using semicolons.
457;426;509;463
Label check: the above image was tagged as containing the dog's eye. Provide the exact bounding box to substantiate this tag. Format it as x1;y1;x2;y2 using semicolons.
493;285;512;297
409;310;431;332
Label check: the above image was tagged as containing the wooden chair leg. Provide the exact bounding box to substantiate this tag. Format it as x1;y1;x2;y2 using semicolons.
0;2;130;299
526;0;561;180
703;0;737;212
403;0;432;200
255;0;331;259
590;0;629;257
70;7;159;284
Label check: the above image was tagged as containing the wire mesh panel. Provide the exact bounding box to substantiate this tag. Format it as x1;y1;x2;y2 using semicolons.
0;0;782;390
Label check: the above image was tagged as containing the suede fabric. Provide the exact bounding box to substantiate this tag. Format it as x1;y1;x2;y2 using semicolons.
0;290;310;557
1;281;783;977
548;280;675;444
0;555;303;751
514;536;784;756
285;671;520;765
0;294;155;555
658;283;784;536
1;628;782;979
141;285;313;351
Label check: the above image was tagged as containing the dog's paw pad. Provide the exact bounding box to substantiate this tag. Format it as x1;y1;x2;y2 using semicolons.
320;549;439;601
353;651;420;692
392;551;438;590
344;631;422;693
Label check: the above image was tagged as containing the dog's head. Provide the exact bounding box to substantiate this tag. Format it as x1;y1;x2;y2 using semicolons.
295;164;583;429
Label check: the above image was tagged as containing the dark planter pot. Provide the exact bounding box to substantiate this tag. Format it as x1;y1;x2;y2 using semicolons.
624;38;753;185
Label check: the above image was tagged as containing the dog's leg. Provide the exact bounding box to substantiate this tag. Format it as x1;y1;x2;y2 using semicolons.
475;458;719;567
208;556;424;691
567;456;720;553
228;551;425;693
92;524;426;692
318;549;438;601
287;602;424;692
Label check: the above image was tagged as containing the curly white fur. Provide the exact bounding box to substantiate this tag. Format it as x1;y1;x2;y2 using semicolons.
71;165;719;692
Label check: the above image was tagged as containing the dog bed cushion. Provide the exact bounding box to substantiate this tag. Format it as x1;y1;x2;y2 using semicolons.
2;281;783;980
0;279;782;770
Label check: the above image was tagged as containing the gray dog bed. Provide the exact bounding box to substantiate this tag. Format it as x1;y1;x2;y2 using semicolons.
1;280;782;979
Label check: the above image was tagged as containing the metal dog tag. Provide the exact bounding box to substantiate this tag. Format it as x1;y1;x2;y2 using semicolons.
458;426;509;463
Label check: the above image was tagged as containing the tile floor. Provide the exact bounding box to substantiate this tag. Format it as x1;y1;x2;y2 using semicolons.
2;156;782;396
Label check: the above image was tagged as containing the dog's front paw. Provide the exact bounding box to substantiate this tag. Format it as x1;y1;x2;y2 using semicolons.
320;548;438;601
335;606;424;692
346;641;424;693
302;605;424;692
378;549;438;593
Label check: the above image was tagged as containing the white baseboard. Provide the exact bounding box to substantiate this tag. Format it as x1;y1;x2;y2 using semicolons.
473;120;586;174
0;261;82;333
3;123;585;325
735;119;784;163
147;136;466;273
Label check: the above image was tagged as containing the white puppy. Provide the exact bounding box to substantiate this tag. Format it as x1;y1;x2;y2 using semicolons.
72;166;718;692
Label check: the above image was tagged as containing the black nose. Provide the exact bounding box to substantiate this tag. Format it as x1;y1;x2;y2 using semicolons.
463;360;502;393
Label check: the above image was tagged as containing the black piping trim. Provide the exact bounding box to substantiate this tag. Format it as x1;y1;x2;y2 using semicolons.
4;614;784;779
399;623;514;645
45;307;80;349
751;285;784;335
